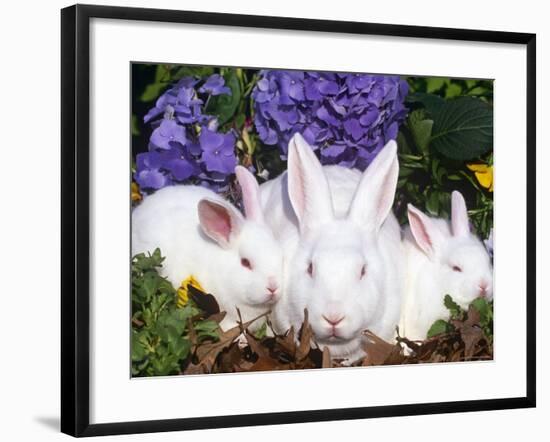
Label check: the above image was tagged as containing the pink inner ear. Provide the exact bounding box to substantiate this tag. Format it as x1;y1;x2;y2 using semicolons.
198;201;232;245
409;210;433;256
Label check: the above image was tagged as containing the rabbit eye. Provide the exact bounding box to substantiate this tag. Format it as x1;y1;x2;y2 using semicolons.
452;265;462;273
360;264;367;279
241;258;252;270
307;261;313;277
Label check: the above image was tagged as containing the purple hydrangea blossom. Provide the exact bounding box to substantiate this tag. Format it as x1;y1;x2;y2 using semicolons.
150;118;187;150
199;74;231;96
135;73;237;192
252;70;408;169
200;128;237;174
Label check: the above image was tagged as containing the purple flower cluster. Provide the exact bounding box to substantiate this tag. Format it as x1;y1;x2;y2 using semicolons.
135;74;237;192
252;70;408;169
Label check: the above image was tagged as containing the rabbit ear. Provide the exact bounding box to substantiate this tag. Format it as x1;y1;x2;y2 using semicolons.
407;204;444;258
235;165;264;223
348;139;399;232
198;198;244;249
287;133;334;235
451;190;470;237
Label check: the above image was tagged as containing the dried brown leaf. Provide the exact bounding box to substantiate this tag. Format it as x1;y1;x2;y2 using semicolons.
207;311;227;324
182;362;207;375
245;331;271;359
275;327;297;359
322;347;332;369
250;357;290;372
362;330;403;366
217;342;243;373
188;285;220;316
296;310;314;361
195;313;266;371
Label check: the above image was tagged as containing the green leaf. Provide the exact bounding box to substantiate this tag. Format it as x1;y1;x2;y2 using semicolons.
427;319;453;338
195;319;220;341
168;338;191;359
142;273;159;300
430;97;493;161
206;71;241;125
407;109;433;154
425;191;440;216
406;92;445;116
445;82;462;98
447;174;462;181
253;322;268;340
131;332;147;361
471;298;490;321
396;130;412;154
139;65;172;102
140;82;168;103
426;77;447;93
155;65;171;82
234;113;246;129
171;66;214;81
399;166;415;178
131;114;141;136
194;320;219;333
467;86;490;97
444;294;462;319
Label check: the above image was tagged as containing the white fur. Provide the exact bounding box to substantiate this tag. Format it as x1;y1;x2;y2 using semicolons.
399;191;494;341
260;134;404;363
132;170;284;332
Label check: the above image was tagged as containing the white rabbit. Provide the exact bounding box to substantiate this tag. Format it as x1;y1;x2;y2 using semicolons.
260;133;404;363
399;191;493;342
132;166;284;332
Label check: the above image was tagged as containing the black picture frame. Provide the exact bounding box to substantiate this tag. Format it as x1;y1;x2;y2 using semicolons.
61;4;536;437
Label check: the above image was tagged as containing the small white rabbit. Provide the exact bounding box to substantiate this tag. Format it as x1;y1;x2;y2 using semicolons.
260;133;404;363
132;166;284;332
399;191;494;341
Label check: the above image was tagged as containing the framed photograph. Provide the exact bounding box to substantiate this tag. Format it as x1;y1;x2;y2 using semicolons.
61;4;536;437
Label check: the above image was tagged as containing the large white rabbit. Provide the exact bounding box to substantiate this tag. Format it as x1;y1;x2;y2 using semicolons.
260;133;404;362
132;166;284;332
399;191;493;341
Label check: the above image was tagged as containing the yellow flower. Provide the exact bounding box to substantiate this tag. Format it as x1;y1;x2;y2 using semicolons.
131;182;142;202
467;163;493;192
177;275;205;308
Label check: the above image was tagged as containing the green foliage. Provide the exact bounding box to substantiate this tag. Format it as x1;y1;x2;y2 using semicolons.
253;322;268;340
430;97;493;161
427;294;493;340
205;69;242;125
427;319;454;338
407;109;433;154
444;294;462;319
396;78;493;239
131;249;220;377
140;65;172;102
407;77;493;102
138;64;216;103
406;92;445;116
131;114;140;136
171;65;215;80
471;297;494;340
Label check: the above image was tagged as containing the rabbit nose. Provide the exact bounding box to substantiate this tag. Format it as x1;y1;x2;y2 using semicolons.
267;278;279;294
322;314;345;326
478;281;489;296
